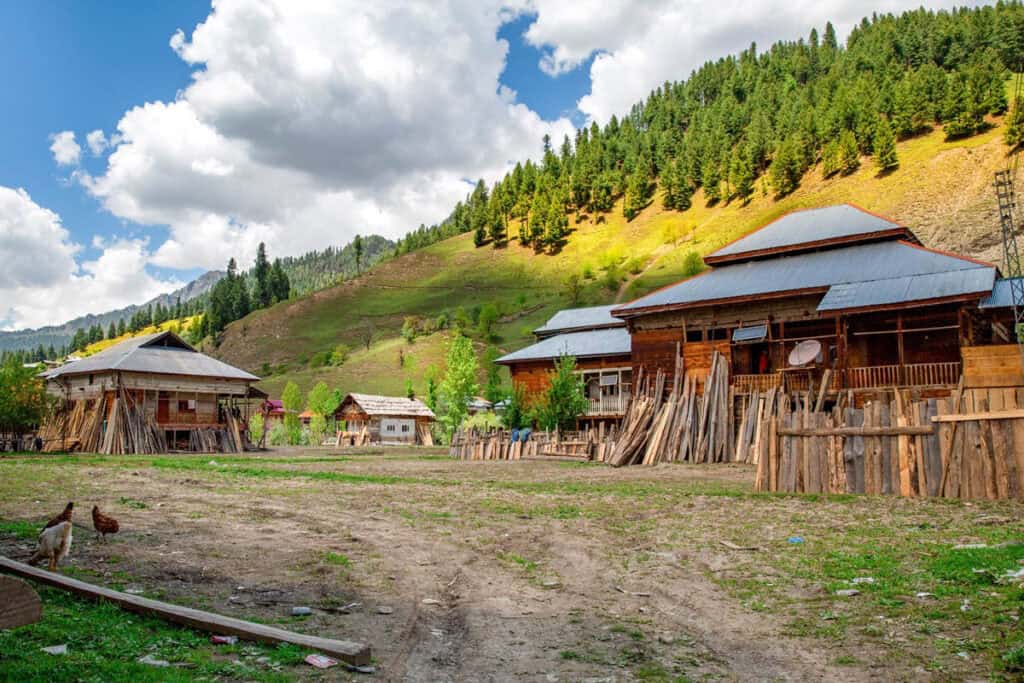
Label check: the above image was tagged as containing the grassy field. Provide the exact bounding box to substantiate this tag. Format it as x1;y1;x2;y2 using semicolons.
211;120;1018;400
1;450;1022;680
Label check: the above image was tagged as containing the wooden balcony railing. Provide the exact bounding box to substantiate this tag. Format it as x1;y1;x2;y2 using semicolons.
733;374;781;393
903;361;961;387
586;393;630;415
844;364;901;389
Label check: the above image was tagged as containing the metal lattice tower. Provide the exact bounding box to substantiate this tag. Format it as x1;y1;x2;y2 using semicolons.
995;65;1024;359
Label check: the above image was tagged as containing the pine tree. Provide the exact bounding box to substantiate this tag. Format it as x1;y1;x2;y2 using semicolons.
624;164;651;220
838;130;860;174
701;156;722;204
1006;97;1024;149
107;322;117;339
117;319;126;336
873;117;899;171
729;147;754;201
821;140;841;177
353;234;364;273
253;242;272;308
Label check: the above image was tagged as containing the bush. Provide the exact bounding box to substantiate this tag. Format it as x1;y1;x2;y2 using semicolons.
309;350;332;368
581;262;594;279
330;343;350;366
268;422;289;446
248;413;265;443
625;257;644;275
682;251;704;277
309;414;328;444
463;411;502;431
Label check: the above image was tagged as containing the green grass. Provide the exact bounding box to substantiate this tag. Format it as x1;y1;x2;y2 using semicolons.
0;585;304;682
0;519;41;539
322;551;352;567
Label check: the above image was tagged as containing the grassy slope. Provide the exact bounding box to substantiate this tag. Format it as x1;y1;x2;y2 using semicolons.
217;121;1018;399
80;316;200;357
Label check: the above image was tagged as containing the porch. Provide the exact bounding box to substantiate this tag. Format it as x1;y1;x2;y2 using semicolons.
733;360;962;394
579;366;632;416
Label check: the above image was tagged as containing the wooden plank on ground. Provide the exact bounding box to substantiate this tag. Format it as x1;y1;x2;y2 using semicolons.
0;557;371;665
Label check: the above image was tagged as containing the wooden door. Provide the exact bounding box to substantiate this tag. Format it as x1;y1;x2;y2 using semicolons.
157;392;170;422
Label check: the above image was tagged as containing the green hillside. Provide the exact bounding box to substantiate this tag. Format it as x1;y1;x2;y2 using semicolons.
215;120;1019;400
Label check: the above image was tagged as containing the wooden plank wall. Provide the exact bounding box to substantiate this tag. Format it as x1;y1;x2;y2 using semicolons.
683;340;731;384
509;356;631;401
962;345;1024;388
756;387;1024;499
632;328;683;382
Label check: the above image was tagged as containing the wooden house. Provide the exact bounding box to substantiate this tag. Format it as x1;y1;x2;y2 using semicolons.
496;305;633;422
41;331;263;453
611;204;1021;400
336;393;435;445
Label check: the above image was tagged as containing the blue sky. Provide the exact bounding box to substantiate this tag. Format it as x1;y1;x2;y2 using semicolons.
1;3;587;288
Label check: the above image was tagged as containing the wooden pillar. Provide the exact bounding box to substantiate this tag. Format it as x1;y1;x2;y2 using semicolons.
897;312;905;385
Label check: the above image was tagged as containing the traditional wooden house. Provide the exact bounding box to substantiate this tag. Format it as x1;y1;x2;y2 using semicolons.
336;393;435;445
40;331;263;453
612;204;1021;399
496;305;633;422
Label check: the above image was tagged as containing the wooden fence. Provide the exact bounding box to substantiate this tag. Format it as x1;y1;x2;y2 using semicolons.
755;386;1024;499
450;426;615;461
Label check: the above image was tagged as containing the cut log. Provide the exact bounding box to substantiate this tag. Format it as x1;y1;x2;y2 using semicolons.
0;575;42;629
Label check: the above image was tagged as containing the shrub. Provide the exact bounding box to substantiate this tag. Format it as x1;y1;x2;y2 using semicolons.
463;411;502;431
248;413;265;443
309;350;332;368
268;422;289;446
625;257;644;275
308;414;328;444
330;343;350;366
682;251;704;277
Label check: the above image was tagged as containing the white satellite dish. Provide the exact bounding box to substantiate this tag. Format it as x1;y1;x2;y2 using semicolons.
788;339;822;367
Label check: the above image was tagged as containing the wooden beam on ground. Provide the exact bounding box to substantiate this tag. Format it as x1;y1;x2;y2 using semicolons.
0;556;370;665
932;409;1024;423
0;575;42;629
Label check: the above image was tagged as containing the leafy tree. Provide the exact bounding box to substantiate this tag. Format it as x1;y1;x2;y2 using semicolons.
476;303;499;340
307;381;339;418
424;365;440;413
0;357;52;438
533;356;588;431
281;381;303;445
482;346;503;404
248;413;265;444
330;343;350;366
438;334;479;435
564;273;583;306
501;383;528;430
873;117;899;171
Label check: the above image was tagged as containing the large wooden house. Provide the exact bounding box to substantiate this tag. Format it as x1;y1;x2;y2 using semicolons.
496;305;633;421
612;204;1022;399
41;331;263;453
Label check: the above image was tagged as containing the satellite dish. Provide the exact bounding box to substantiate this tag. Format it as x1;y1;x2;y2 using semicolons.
788;339;822;367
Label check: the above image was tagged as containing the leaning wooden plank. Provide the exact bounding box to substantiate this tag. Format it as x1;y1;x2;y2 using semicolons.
0;556;371;665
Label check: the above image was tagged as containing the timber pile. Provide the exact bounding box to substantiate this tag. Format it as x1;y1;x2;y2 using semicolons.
756;382;1024;499
40;399;103;452
732;388;779;465
101;389;168;454
452;428;607;461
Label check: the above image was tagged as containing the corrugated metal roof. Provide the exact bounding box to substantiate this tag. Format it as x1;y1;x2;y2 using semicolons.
533;304;625;336
345;393;436;418
42;331;259;381
496;327;631;364
708;204;907;261
818;268;995;312
980;277;1024;309
616;241;991;314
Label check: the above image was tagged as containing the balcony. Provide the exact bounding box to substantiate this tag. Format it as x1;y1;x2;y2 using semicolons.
732;361;961;394
585;392;630;416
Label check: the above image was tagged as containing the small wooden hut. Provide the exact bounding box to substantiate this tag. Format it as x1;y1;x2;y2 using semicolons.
336;393;435;445
40;331;262;453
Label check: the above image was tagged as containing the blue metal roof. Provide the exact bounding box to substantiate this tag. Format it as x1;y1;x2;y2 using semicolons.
817;268;995;312
980;277;1024;309
533;304;624;336
708;204;907;262
616;240;992;314
496;328;631;364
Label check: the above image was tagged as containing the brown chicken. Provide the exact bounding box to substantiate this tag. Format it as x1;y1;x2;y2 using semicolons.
44;502;73;530
91;505;119;541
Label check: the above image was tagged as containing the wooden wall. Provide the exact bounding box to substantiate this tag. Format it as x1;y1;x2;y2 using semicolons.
683;340;731;382
963;344;1024;388
631;328;683;382
509;356;631;400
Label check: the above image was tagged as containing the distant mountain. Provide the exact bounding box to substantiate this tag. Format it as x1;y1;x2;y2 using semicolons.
0;270;224;353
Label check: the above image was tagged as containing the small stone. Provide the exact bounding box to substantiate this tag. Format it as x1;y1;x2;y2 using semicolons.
422;598;442;605
41;644;67;655
124;587;144;595
835;589;860;597
138;654;171;667
291;606;313;616
657;634;675;644
916;592;935;599
541;579;561;589
850;577;875;585
377;606;394;615
347;664;377;674
256;656;271;665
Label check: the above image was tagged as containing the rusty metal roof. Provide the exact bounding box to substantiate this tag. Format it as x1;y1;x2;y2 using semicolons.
42;331;259;382
496;327;631;364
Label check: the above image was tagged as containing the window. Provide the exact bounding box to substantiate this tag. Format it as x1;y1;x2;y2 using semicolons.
401;424;410;433
88;374;94;385
385;424;395;432
178;400;196;413
685;329;703;343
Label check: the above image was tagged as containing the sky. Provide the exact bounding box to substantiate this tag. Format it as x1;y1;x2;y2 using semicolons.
0;0;985;331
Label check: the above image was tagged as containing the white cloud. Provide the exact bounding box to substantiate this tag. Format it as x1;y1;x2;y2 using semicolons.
522;0;988;124
86;130;109;156
80;0;574;271
0;186;180;330
49;131;81;166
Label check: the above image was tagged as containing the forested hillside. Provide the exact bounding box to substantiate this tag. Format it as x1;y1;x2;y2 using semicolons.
212;3;1024;400
403;5;1024;257
280;235;393;296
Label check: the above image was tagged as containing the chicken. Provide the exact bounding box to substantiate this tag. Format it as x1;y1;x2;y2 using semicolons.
28;521;73;571
44;502;73;530
91;505;119;542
